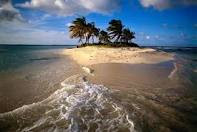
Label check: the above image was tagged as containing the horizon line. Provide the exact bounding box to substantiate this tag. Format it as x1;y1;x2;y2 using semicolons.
0;44;77;46
0;44;196;48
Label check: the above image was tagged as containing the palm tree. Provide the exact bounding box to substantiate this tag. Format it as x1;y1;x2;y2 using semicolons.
85;23;92;43
121;28;135;43
86;22;99;43
68;17;138;47
91;25;99;43
69;17;87;44
99;30;111;43
107;19;124;43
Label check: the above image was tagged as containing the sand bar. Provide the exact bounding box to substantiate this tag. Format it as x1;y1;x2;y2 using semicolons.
63;46;174;66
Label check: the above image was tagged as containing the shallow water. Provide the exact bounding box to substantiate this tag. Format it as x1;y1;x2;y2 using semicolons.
0;46;197;132
0;45;80;113
88;62;197;131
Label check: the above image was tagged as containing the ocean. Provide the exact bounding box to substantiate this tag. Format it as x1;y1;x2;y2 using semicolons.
0;45;196;132
0;45;75;72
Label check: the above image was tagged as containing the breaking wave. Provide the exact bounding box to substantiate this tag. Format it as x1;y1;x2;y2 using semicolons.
0;75;135;132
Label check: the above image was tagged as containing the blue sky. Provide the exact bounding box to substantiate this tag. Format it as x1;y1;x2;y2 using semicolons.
0;0;196;46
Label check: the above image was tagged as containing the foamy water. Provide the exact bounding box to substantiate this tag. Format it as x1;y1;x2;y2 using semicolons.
0;75;135;132
168;62;178;79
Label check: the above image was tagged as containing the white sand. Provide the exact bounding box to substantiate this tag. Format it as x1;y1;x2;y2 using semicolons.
63;46;174;66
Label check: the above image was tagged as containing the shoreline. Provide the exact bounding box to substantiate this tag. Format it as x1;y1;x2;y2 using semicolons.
62;46;174;67
1;46;196;131
0;53;81;113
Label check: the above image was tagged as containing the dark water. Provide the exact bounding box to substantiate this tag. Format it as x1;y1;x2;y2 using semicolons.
0;46;197;132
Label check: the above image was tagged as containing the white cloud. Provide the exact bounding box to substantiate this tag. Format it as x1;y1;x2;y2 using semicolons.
0;0;24;22
139;0;197;10
0;1;75;45
0;20;75;45
66;22;72;27
146;35;150;39
139;0;171;10
17;0;121;16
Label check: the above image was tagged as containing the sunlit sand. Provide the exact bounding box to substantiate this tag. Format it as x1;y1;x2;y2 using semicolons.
63;46;174;66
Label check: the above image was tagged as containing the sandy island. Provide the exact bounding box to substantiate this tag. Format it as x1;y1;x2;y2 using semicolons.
63;46;174;66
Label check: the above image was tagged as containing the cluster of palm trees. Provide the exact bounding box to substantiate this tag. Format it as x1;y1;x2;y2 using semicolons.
69;17;136;47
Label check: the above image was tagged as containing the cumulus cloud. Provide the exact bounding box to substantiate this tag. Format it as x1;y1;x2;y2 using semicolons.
0;0;24;22
139;0;171;10
17;0;121;16
66;22;72;27
0;1;77;45
0;29;75;45
139;0;197;10
0;21;75;44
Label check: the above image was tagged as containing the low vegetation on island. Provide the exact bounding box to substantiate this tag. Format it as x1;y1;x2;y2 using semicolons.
68;17;139;47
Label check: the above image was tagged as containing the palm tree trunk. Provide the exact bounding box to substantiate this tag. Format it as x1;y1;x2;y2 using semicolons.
92;36;94;43
79;37;83;44
85;36;88;44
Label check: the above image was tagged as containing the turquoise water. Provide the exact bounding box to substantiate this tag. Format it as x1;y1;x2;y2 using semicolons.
0;45;74;72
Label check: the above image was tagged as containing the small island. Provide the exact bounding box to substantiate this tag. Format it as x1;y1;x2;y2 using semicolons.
64;17;174;66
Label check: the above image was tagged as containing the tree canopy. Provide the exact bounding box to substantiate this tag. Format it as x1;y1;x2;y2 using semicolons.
68;17;138;47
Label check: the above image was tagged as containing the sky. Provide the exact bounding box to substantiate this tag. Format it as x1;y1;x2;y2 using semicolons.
0;0;196;46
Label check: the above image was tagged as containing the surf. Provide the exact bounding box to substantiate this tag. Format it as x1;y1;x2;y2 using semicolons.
0;74;135;132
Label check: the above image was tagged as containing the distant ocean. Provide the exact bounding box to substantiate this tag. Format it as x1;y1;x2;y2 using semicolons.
0;45;75;72
0;45;197;132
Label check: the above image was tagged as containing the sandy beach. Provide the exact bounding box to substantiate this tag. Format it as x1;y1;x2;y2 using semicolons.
0;46;196;132
63;46;174;66
61;46;197;131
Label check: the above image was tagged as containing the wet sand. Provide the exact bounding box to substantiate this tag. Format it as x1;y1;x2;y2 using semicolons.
88;62;175;90
62;46;197;131
84;62;197;131
1;47;196;131
0;56;81;113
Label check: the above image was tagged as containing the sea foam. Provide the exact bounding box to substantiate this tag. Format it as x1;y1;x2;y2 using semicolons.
168;62;178;79
0;74;135;132
82;66;94;76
